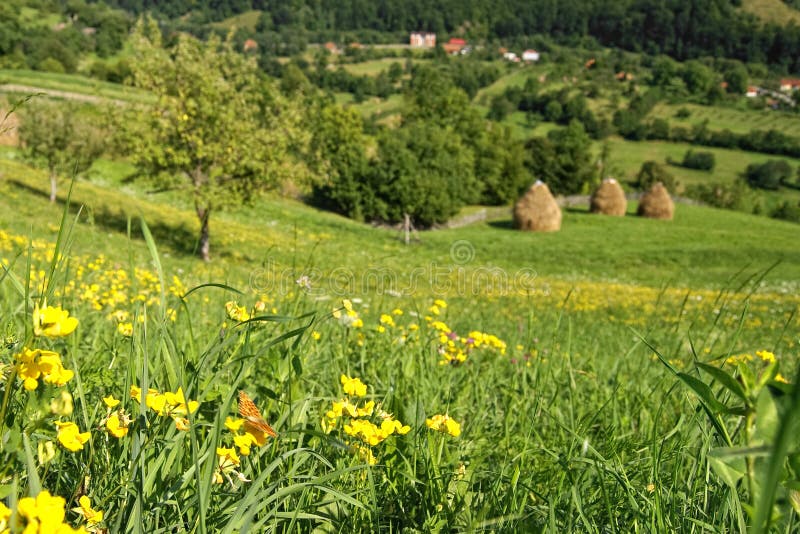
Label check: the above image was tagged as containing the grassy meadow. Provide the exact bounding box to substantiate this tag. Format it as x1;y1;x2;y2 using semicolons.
0;136;799;531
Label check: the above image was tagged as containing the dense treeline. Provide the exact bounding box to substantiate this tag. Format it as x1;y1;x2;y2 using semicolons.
0;0;131;73
96;0;800;72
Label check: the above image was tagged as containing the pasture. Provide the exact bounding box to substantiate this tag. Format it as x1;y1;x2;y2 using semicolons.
0;151;798;531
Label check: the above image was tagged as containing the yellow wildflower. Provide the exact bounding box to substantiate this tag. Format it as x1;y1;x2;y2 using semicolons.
17;490;83;532
225;417;245;432
214;446;242;485
341;374;367;397
75;495;104;526
426;414;461;437
14;347;74;390
103;395;120;409
33;301;78;337
106;414;129;438
225;301;251;322
55;421;91;451
117;322;133;337
50;390;73;416
0;501;9;530
174;417;190;431
756;350;776;363
233;432;259;456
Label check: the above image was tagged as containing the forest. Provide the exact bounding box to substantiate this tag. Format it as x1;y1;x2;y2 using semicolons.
91;0;800;71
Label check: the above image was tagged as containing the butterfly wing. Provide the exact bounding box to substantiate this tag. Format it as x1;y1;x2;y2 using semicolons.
238;391;277;438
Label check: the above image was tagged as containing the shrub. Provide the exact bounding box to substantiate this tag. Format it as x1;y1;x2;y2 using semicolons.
771;201;800;222
488;94;515;122
745;160;793;191
635;161;678;192
685;179;751;211
680;149;715;171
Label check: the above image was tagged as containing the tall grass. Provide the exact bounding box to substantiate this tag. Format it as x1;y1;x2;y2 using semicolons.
0;202;796;531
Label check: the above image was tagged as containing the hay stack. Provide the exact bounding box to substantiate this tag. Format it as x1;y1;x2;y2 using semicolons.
637;182;674;220
590;177;626;216
513;181;562;232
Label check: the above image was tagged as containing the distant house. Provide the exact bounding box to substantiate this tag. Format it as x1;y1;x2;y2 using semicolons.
323;41;339;54
442;38;467;55
522;49;540;62
81;27;96;36
780;79;800;92
746;86;759;98
243;39;258;52
503;52;519;62
615;71;634;81
410;32;436;48
584;58;596;69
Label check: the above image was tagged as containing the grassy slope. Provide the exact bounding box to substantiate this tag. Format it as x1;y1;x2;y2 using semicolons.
0;69;151;103
1;155;798;292
649;102;800;138
208;10;262;32
604;137;800;208
740;0;800;25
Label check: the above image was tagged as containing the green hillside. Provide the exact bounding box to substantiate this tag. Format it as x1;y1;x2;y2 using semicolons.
2;155;798;289
740;0;800;25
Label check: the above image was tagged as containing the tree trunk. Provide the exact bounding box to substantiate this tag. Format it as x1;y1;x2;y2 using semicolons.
197;207;211;262
49;171;57;203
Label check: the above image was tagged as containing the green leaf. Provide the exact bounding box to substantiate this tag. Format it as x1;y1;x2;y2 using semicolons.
753;370;800;534
738;362;756;393
676;372;728;413
291;354;303;376
754;388;779;445
22;433;41;496
707;447;747;488
181;282;243;299
696;362;747;402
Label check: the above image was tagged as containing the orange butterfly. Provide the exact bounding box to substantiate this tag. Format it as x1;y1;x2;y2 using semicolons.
238;390;277;438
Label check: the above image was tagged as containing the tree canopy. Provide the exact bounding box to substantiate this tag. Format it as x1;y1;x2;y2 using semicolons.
18;100;104;203
118;18;303;261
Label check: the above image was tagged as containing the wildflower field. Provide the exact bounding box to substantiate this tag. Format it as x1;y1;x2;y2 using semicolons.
0;166;799;532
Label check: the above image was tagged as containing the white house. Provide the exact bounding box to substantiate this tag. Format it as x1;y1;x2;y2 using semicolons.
503;52;519;62
522;49;540;62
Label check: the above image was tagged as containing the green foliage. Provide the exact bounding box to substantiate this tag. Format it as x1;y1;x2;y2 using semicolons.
473;124;531;205
308;104;369;220
771;200;800;222
745;160;793;190
37;57;65;74
636;160;678;192
685;179;754;212
116;18;302;260
17;99;105;202
365;122;477;226
525;120;596;195
679;149;716;171
653;347;800;531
